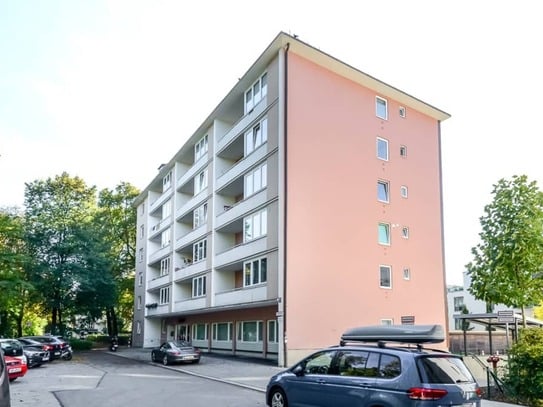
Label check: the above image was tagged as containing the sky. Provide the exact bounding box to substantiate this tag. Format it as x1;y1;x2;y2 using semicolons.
1;0;542;286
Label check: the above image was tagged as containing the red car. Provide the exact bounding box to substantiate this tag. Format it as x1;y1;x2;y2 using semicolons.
4;355;27;382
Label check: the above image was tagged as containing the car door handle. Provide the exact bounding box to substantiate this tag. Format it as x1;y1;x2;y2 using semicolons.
316;379;327;384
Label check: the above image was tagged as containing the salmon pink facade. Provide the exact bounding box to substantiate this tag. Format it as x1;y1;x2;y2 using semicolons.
133;32;450;367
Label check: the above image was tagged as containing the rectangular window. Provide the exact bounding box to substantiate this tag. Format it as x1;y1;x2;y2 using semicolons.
162;199;172;219
245;73;268;113
399;106;406;118
193;203;208;229
195;134;208;161
245;118;268;156
161;228;171;248
192;323;208;340
139;248;144;262
163;171;171;191
136;321;141;334
400;145;407;157
378;223;390;245
138;272;143;286
401;227;409;239
194;168;208;195
212;322;232;341
454;296;464;312
244;209;267;242
380;265;392;288
381;318;393;326
192;275;206;297
140;225;144;239
400;185;408;198
245;163;267;198
160;257;170;276
244;257;267;286
376;96;388;120
137;296;142;310
268;320;278;343
377;180;389;203
192;239;207;263
237;321;263;343
377;137;389;161
159;286;170;304
140;203;145;215
403;268;411;280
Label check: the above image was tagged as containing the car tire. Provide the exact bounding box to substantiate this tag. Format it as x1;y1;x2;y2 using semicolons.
162;355;168;366
270;388;288;407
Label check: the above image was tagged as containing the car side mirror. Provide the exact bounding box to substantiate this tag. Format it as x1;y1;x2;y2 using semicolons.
293;365;305;377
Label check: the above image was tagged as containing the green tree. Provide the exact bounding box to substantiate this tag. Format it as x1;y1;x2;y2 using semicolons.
466;175;543;327
95;182;139;335
24;172;98;334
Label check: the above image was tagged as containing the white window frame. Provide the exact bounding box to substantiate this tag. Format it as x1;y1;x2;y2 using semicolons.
193;202;208;229
245;72;268;113
268;320;278;343
399;106;406;118
244;208;268;242
379;265;392;289
192;323;208;340
160;257;170;276
402;227;409;239
377;137;389;161
403;268;411;280
163;171;171;191
378;223;390;245
245;118;268;156
138;248;144;263
136;321;141;334
454;296;464;312
377;180;389;203
244;257;267;287
138;272;143;286
159;286;170;305
212;322;232;341
400;185;408;198
195;134;208;161
237;320;263;343
162;199;172;220
161;228;171;248
192;275;206;298
400;145;407;157
376;96;388;120
194;168;208;195
381;318;393;325
137;296;142;310
245;163;267;198
140;225;144;239
192;239;207;263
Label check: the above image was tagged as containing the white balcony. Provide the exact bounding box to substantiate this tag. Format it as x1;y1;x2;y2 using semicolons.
147;274;170;291
177;155;208;190
215;144;267;191
175;226;207;252
175;189;208;220
150;187;173;214
173;296;206;312
215;238;268;269
217;101;267;152
148;245;171;265
215;190;267;230
173;259;208;282
214;285;267;307
146;303;169;317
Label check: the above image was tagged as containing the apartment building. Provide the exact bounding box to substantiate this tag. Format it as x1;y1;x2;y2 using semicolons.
132;32;450;367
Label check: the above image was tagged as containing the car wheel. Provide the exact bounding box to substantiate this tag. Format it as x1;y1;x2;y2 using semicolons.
162;355;168;366
270;388;288;407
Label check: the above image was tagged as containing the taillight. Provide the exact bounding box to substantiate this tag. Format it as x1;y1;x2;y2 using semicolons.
476;387;483;398
407;387;448;400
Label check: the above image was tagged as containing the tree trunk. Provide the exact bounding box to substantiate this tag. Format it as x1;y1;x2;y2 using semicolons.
521;306;527;328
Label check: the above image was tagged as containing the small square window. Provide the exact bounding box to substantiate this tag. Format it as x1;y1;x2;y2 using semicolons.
399;106;406;118
400;145;407;157
403;268;411;280
402;227;409;239
381;318;393;325
376;97;388;120
400;186;408;198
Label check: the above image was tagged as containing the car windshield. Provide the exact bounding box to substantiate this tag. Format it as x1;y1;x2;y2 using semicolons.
417;356;475;384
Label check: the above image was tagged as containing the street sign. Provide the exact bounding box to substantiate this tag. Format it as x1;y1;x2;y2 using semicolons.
498;310;515;323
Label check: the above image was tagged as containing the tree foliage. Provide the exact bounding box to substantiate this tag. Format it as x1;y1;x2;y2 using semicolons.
466;175;543;326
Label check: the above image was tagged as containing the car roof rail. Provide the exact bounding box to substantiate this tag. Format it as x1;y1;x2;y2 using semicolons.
339;324;445;349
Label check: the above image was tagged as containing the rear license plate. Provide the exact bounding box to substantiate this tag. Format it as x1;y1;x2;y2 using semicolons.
182;356;195;360
8;367;21;373
54;351;60;355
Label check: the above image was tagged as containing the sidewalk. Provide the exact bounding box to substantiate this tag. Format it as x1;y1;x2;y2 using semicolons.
113;347;523;406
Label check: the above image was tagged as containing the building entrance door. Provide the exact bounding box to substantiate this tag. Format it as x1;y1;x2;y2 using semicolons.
176;324;190;341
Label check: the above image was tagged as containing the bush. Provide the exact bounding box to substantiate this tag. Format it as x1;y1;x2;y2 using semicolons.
504;328;543;406
68;339;93;351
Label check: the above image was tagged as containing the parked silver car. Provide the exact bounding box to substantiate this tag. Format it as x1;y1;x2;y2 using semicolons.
0;349;11;407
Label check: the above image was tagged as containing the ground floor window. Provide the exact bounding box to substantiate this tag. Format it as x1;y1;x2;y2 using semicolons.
212;322;232;341
267;320;278;343
237;320;263;342
192;323;208;340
